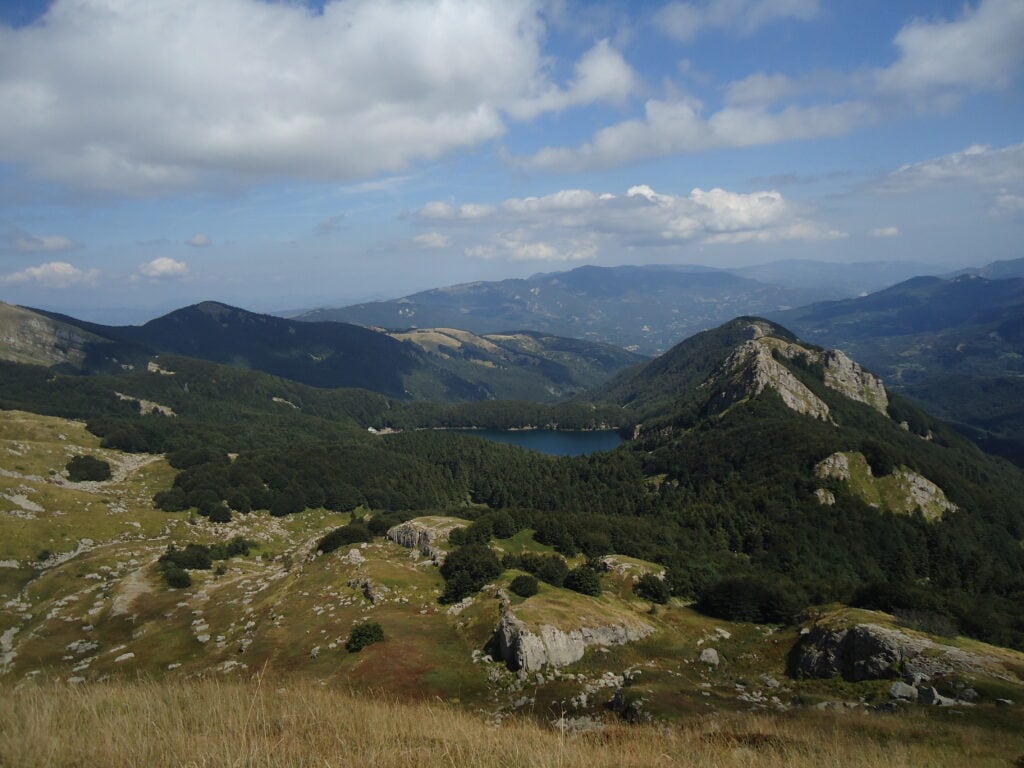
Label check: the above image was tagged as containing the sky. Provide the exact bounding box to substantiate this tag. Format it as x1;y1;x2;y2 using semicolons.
0;0;1022;322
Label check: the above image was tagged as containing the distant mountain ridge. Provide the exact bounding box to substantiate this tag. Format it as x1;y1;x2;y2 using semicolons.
775;273;1024;463
1;301;644;403
295;261;947;354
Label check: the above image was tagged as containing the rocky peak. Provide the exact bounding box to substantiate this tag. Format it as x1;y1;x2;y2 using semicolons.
700;326;889;422
704;338;831;421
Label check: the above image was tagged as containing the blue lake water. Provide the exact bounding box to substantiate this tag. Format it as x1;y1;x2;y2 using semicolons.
448;428;624;457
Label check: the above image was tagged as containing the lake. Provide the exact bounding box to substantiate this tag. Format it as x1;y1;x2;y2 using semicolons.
448;428;624;457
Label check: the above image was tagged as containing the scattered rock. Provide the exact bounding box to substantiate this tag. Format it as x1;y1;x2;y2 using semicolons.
113;652;135;663
917;686;957;707
889;681;918;701
386;517;467;564
699;648;721;667
995;698;1014;707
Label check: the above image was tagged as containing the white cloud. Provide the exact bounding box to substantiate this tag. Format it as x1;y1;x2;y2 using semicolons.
413;232;451;249
418;202;497;220
724;72;799;106
423;183;842;262
656;0;819;41
0;0;630;194
465;230;598;262
870;226;901;238
880;142;1024;192
5;231;75;254
139;257;188;279
877;0;1024;94
0;261;97;288
992;190;1024;216
506;39;638;120
185;233;211;247
522;97;875;172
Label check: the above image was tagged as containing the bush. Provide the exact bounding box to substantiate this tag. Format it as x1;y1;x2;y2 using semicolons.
66;455;111;482
564;566;602;596
634;573;670;604
509;574;539;598
696;576;804;624
346;621;384;652
162;565;191;589
504;553;569;587
317;524;373;554
439;544;502;604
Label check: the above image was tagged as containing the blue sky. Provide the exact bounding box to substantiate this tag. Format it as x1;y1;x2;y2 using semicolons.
0;0;1022;321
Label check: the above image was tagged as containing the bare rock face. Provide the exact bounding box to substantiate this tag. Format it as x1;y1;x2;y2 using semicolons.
386;517;466;564
706;339;831;421
793;622;1008;683
815;452;852;481
892;468;959;520
822;350;888;415
493;611;653;673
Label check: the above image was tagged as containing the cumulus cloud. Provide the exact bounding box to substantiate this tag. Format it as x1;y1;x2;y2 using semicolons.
522;98;875;172
877;0;1024;94
0;0;640;195
517;1;1023;174
0;261;97;288
656;0;819;41
138;257;188;279
185;233;211;248
413;232;451;248
4;231;75;254
506;39;638;120
870;226;901;238
421;183;842;261
880;142;1024;192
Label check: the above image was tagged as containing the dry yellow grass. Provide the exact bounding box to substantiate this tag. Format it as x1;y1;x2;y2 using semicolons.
1;678;1022;768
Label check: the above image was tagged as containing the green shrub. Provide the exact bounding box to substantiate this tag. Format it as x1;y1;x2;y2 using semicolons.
66;455;111;482
564;566;602;596
634;573;670;604
439;544;502;604
509;574;539;598
162;565;191;589
317;524;373;554
346;621;384;652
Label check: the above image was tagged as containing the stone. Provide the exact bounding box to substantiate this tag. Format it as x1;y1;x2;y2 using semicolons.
794;623;953;682
995;698;1014;707
113;652;135;663
492;610;653;673
917;686;956;707
699;648;720;667
889;681;917;701
958;688;979;702
386;518;466;564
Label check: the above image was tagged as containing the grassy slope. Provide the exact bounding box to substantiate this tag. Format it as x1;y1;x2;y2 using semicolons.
2;680;1024;768
2;409;1024;765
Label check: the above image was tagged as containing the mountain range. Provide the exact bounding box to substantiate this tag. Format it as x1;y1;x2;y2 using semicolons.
0;300;644;403
776;273;1024;464
298;262;946;354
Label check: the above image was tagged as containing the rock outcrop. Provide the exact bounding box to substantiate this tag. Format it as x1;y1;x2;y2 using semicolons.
493;610;653;673
794;622;1004;682
821;350;888;414
705;339;831;421
386;517;467;564
814;451;957;520
703;325;890;423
